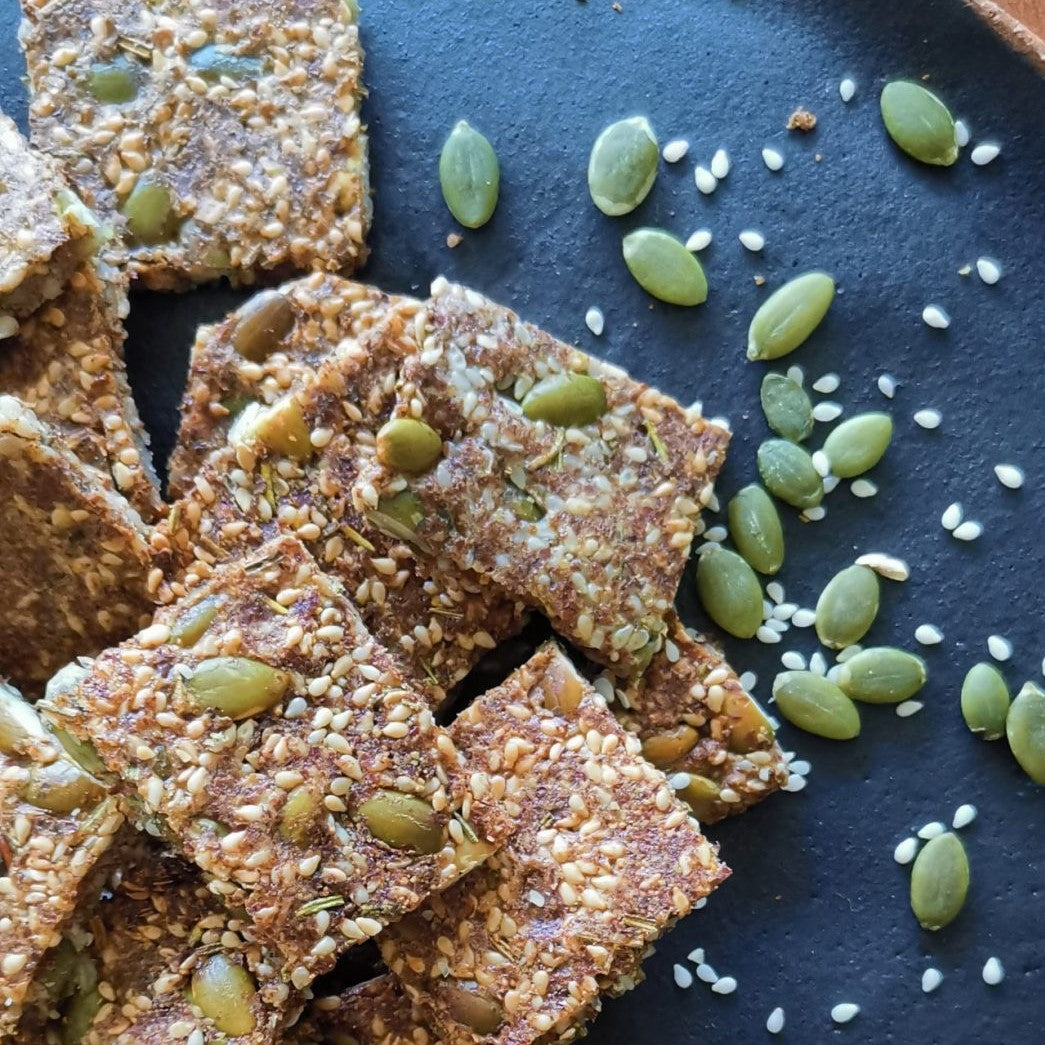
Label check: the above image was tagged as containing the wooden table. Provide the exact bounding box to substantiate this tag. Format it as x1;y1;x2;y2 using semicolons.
970;0;1045;66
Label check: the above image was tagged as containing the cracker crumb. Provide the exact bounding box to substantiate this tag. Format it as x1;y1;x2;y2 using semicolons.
787;109;817;132
754;275;766;286
446;232;463;249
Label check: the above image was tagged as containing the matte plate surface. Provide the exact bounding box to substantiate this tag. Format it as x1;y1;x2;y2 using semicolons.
0;1;1042;1042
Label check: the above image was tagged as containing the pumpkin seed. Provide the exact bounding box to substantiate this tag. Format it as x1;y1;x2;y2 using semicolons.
724;691;775;753
823;413;893;478
880;80;959;167
86;56;138;104
23;758;106;814
252;396;313;461
170;596;221;648
756;439;824;509
120;178;178;244
541;656;585;715
376;418;442;474
1006;682;1045;785
772;671;861;740
190;953;257;1036
186;657;291;720
439;120;499;229
44;661;90;704
910;832;969;930
521;372;608;427
837;647;927;704
960;663;1011;739
760;372;814;443
358;789;443;853
504;481;544;521
188;44;266;83
677;773;721;821
442;983;504;1035
61;984;102;1044
279;787;320;845
727;484;785;575
452;834;496;874
366;491;428;549
696;545;764;639
746;271;835;361
52;728;107;778
622;228;708;306
641;725;699;768
815;565;880;649
231;291;295;361
587;116;660;216
0;682;47;755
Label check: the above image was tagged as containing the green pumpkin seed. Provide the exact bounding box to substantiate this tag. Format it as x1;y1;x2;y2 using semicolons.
61;986;102;1045
439;120;499;229
641;725;699;768
442;983;504;1035
910;832;969;930
44;661;90;704
52;728;107;778
1006;682;1045;785
186;657;291;720
837;647;927;704
504;481;544;521
120;178;178;244
677;773;722;821
727;484;785;575
760;372;814;443
188;44;266;83
0;682;48;755
190;953;257;1036
521;372;608;427
231;290;295;362
252;397;313;460
622;228;708;306
756;439;824;509
541;655;586;716
278;787;320;845
695;545;764;640
170;596;221;648
880;80;958;167
772;671;861;740
358;789;443;853
376;418;443;474
587;116;659;216
960;662;1011;740
746;271;835;361
86;56;138;104
23;758;106;814
823;412;893;478
815;565;880;650
724;690;776;753
452;834;496;874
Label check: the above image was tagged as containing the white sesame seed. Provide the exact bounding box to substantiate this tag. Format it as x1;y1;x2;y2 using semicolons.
922;305;951;329
762;146;785;171
694;897;708;909
839;77;857;103
739;671;757;691
831;1003;860;1024
739;229;765;252
703;525;728;542
783;774;807;792
812;373;840;394
673;963;694;988
767;1007;786;1034
669;771;691;790
955;119;971;147
970;143;1000;166
786;364;804;386
789;759;812;775
757;625;783;644
899;701;926;720
987;635;1013;662
710;148;731;179
686;228;713;251
803;505;827;522
952;520;983;542
781;651;807;671
813;401;843;423
687;948;705;964
836;644;863;663
982;957;1004;985
952;803;977;829
877;373;897;398
922;968;944;993
809;652;828;677
712;976;738;995
976;257;1002;285
941;503;963;531
915;624;944;646
527;889;546;907
695;166;718;194
584;306;605;336
826;665;843;682
993;464;1024;489
918;821;946;840
856;553;910;581
958;262;973;276
851;479;878;498
894;837;920;864
791;608;817;628
764;618;789;634
766;581;786;604
773;602;798;621
914;408;942;429
662;138;690;163
696;963;718;984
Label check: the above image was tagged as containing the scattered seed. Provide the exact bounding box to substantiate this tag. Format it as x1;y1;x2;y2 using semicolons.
764;618;789;635
728;484;786;575
662;138;689;163
922;968;943;993
622;228;708;306
941;503;963;530
839;78;856;103
896;700;923;717
952;521;983;542
786;364;805;386
809;652;828;676
766;1007;786;1034
835;645;863;664
686;228;713;251
851;479;878;498
894;836;919;864
695;165;718;194
877;373;897;398
696;963;719;984
982;957;1005;985
914;408;942;429
782;774;807;792
976;257;1002;284
773;602;798;621
993;464;1024;489
673;963;694;988
922;305;951;329
739;229;765;252
761;146;785;171
790;759;812;775
952;804;977;829
815;565;880;650
739;671;758;691
588;116;660;215
915;624;943;646
812;373;840;394
710;148;731;179
910;831;969;930
813;401;844;423
758;439;824;509
757;625;783;644
987;635;1013;662
855;552;910;581
961;663;1011;739
970;143;1000;166
766;581;786;604
955;119;970;147
880;80;958;166
823;413;893;477
831;1003;860;1025
772;671;861;740
703;525;728;543
696;544;764;639
918;821;946;840
811;451;831;479
584;306;605;336
781;651;807;671
838;647;927;704
1006;682;1045;785
760;373;814;443
712;976;737;995
792;609;816;628
747;271;835;361
687;948;705;964
439;120;500;228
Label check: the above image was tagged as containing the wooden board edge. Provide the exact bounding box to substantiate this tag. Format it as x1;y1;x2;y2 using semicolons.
964;0;1045;71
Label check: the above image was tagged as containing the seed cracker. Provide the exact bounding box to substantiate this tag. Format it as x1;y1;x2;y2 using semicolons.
19;0;370;290
380;643;728;1045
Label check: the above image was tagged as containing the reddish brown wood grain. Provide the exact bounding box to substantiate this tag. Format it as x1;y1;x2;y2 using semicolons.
967;0;1045;68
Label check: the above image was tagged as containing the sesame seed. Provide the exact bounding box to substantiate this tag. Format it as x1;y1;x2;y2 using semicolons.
958;262;973;276
703;525;728;542
952;803;977;829
673;963;694;988
739;671;758;690
976;257;1002;285
914;408;942;429
782;774;807;792
922;305;951;329
710;148;731;179
993;464;1024;489
896;700;924;718
987;634;1013;661
766;581;786;604
877;373;897;398
982;957;1005;985
762;146;785;171
584;306;605;336
767;1007;786;1034
812;373;840;394
955;119;971;147
803;505;827;522
856;553;910;581
836;644;863;663
790;759;812;776
662;139;690;163
918;821;946;840
894;836;919;864
712;976;738;995
687;947;705;964
2;953;27;976
757;625;782;644
786;364;804;386
686;228;713;252
941;502;963;531
970;143;1000;166
813;401;843;423
764;618;789;634
952;520;983;541
831;1003;860;1024
668;771;691;790
739;230;765;252
696;962;718;984
851;479;878;498
694;166;718;194
791;608;816;628
809;652;828;676
773;602;798;621
922;968;944;993
915;624;943;645
781;651;806;671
